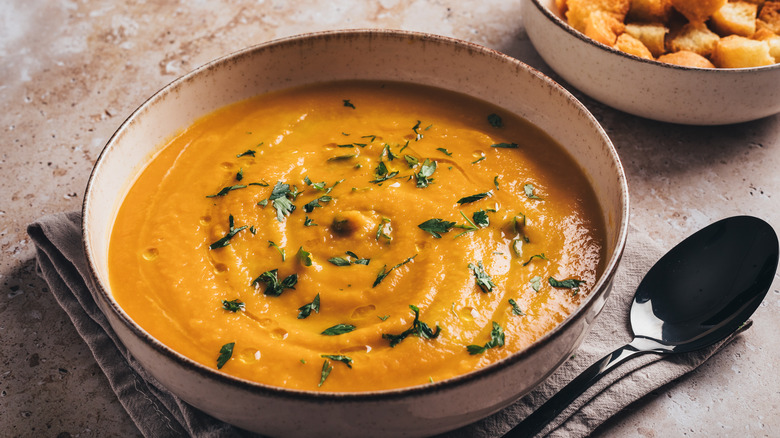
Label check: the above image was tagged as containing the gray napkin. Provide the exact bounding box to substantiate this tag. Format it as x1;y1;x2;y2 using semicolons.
28;211;744;438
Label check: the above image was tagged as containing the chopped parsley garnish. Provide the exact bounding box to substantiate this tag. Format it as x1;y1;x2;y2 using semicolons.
382;144;399;161
216;342;235;369
472;210;490;228
343;99;356;109
508;298;525;316
457;191;492;205
209;215;248;249
362;134;377;142
297;246;313;266
436;147;452;156
472;156;486;164
251;269;298;296
221;299;244;312
415;158;436;188
549;277;586;294
373;254;417;287
522;253;548;267
267;181;299;222
321;324;356;336
304;196;332;212
493;176;500;190
345;251;370;265
412;120;424;141
466;321;505;355
530;275;542;292
248;181;270;187
378;315;390;321
297;293;320;319
268;240;286;261
329;251;370;266
236;168;243;181
381;304;441;347
491;143;519;149
371;161;399;184
468;261;495;293
236;149;256;158
327;153;358;162
511;238;523;257
524;183;543;200
206;184;247;198
487;113;503;128
418;218;456;238
404;154;419;168
304;215;317;227
376;218;392;243
320;354;353;368
328;257;352;266
318;360;333;387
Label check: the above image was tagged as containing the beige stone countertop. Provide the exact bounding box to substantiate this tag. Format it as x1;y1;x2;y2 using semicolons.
1;1;778;437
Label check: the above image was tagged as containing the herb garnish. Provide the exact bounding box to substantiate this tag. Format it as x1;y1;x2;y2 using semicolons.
329;251;370;266
412;120;424;141
468;261;495;293
206;184;247;198
472;210;490;228
522;253;548;266
321;324;356;336
457;191;492;205
382;304;441;347
487;113;503;128
321;354;353;368
493;176;500;190
221;299;245;312
524;183;543;200
404;154;419;167
236;168;243;181
371;161;399;184
466;322;505;355
251;269;298;296
549;277;585;294
209;215;248;249
343;99;356;109
415;159;437;188
382;144;399;161
378;315;390;321
491;143;519;149
318;360;333;387
304;196;332;212
216;342;235;369
268;240;286;261
530;275;542;292
236;149;256;158
297;293;320;319
373;254;417;287
471;156;486;164
304;216;317;227
266;181;299;221
436;147;453;156
508;298;525;316
376;218;392;243
418;218;456;238
297;246;313;266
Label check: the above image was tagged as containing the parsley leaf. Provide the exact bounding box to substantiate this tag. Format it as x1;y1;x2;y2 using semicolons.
236;149;256;158
530;275;542;292
209;215;248;249
207;184;248;198
376;218;392;243
524;183;543;200
373;254;417;287
329;252;370;266
236;168;243;181
343;99;356;109
418;218;456;238
345;251;370;265
304;195;332;212
297;246;313;266
457;191;492;205
522;253;548;267
318;360;333;387
267;181;298;221
321;324;356;336
487;113;503;128
415;158;436;188
436;147;452;156
320;354;353;368
404;154;419;168
216;342;235;369
382;304;441;347
328;257;352;266
251;269;298;296
412;120;424;141
491;143;519;149
371;161;399;184
466;321;505;355
468;261;495;293
304;215;317;227
268;240;286;261
297;293;320;319
508;298;525;316
549;277;585;294
472;210;490;228
221;299;244;312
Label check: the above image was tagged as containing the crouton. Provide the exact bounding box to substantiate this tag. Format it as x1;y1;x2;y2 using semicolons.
584;10;626;46
615;33;655;58
711;1;758;37
668;22;721;56
670;0;727;23
657;50;716;67
565;0;630;32
627;0;674;22
754;28;780;61
713;34;775;67
757;1;780;33
625;22;670;56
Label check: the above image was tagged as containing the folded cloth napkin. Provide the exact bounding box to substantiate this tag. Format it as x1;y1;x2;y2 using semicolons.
28;212;745;438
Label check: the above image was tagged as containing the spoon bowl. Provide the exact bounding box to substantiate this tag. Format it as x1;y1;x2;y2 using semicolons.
507;216;779;437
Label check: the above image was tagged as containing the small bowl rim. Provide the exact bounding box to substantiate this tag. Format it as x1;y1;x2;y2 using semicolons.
82;28;629;404
528;0;780;73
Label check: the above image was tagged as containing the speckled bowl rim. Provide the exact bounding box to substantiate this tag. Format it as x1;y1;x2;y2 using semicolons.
529;0;780;73
82;29;629;404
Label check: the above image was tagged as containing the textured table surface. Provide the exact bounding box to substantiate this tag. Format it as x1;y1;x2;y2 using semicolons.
1;1;778;437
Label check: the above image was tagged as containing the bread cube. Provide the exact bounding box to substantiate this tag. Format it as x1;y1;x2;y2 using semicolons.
584;10;626;46
668;22;721;57
711;1;758;37
753;28;780;61
627;0;674;22
757;1;780;33
625;22;670;56
566;0;630;32
670;0;726;23
657;50;716;67
713;34;775;67
615;33;655;58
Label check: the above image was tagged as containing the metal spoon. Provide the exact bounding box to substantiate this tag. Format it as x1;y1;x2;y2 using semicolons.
506;215;779;438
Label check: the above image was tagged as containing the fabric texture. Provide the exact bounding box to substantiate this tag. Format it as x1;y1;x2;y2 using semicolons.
28;212;743;437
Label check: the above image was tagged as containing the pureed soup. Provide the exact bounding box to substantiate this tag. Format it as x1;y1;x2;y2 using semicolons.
109;80;605;392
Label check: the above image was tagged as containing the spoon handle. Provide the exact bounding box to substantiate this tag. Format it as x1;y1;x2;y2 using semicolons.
504;341;649;438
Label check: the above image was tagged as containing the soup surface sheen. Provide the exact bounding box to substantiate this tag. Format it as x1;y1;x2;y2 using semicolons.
109;81;605;392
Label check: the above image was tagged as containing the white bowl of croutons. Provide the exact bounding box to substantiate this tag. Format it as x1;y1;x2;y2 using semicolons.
523;0;780;125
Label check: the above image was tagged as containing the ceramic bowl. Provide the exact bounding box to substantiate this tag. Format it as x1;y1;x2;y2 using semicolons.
82;30;629;437
522;0;780;125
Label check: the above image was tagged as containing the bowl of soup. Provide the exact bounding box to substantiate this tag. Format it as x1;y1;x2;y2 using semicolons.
522;0;780;125
83;29;629;437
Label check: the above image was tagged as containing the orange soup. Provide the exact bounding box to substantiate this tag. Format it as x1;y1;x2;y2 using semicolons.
109;81;605;391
